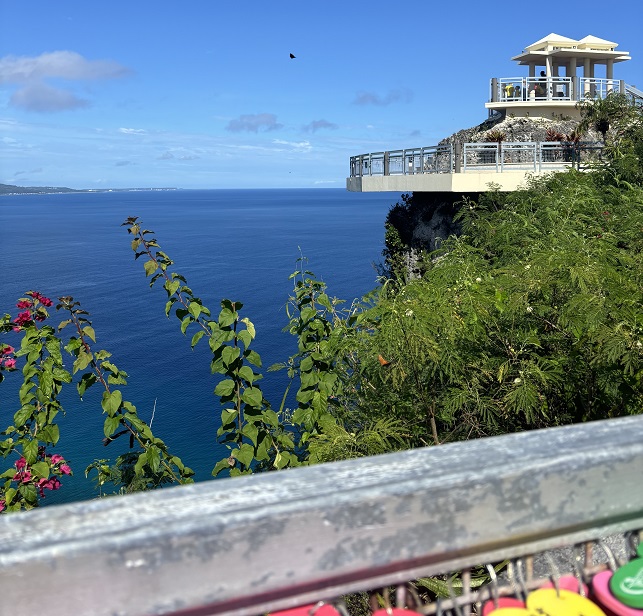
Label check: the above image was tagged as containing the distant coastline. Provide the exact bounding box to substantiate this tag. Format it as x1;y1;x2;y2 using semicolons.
0;183;178;196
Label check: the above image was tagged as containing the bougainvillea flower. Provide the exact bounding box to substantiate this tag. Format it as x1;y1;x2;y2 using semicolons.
15;457;27;470
50;454;64;464
16;300;32;309
59;464;72;475
3;358;16;369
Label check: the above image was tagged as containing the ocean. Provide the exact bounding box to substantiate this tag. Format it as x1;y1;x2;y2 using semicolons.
0;188;399;504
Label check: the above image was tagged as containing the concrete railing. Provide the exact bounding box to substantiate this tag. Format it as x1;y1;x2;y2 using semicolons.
1;415;643;616
349;142;603;178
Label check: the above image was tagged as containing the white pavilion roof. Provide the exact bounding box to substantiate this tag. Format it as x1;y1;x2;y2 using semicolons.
512;33;631;64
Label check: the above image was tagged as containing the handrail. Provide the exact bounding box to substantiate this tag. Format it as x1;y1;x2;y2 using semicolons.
489;77;627;103
2;415;643;616
349;142;603;177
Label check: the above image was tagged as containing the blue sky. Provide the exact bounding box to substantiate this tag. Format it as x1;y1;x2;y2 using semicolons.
1;1;642;189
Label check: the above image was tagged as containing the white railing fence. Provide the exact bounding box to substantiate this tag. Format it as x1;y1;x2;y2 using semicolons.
1;415;643;616
490;77;625;103
350;142;603;177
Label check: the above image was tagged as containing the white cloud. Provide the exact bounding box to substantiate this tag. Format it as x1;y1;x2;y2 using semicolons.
0;51;131;113
10;82;89;112
302;119;338;133
353;89;413;106
226;113;283;133
0;51;131;84
119;128;146;135
272;139;312;152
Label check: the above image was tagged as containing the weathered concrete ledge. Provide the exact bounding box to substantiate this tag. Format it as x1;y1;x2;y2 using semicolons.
1;416;643;616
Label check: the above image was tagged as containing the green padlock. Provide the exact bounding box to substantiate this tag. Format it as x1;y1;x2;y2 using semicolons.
610;543;643;609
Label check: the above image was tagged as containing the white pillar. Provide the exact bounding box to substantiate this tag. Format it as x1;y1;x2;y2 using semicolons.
529;63;535;77
606;59;614;79
583;58;591;77
546;56;552;76
569;57;577;77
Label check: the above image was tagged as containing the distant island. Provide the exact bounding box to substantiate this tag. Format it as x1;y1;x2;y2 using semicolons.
0;184;178;196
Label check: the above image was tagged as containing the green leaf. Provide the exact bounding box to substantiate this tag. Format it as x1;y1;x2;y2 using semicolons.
101;390;122;417
214;379;235;397
103;415;121;438
144;260;158;277
238;365;255;384
38;424;60;445
241;317;255;339
233;443;255;468
300;356;314;372
82;326;96;342
222;346;240;366
220;408;238;428
218;308;236;327
31;461;50;479
23;440;38;465
241;422;259;446
73;350;93;373
244;350;262;367
212;457;232;477
242;386;263;407
13;406;32;429
146;446;161;473
237;330;253;349
188;301;202;319
180;316;192;335
191;330;206;348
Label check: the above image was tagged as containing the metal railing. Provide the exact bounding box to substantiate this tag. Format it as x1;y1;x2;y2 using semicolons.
490;77;625;103
350;145;452;178
349;142;603;177
462;141;603;172
1;415;643;616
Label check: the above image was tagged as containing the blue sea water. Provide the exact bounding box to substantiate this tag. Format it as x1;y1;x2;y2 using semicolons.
0;188;399;505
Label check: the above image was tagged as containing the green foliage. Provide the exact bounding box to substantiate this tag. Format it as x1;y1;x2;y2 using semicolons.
361;167;643;445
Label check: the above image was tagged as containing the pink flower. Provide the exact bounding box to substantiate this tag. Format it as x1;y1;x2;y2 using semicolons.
13;470;32;484
0;500;5;512
0;345;14;356
50;454;64;464
30;292;53;307
15;457;27;471
47;477;61;491
16;300;32;309
2;358;16;369
13;310;32;327
59;464;72;475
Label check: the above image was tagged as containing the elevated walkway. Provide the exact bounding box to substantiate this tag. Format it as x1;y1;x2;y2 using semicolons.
347;141;603;193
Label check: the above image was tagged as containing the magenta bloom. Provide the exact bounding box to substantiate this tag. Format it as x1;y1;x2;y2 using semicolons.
0;500;5;512
15;457;27;471
3;358;16;369
59;464;72;475
40;297;53;307
0;345;14;356
13;470;32;484
16;300;32;309
13;310;32;327
50;454;64;464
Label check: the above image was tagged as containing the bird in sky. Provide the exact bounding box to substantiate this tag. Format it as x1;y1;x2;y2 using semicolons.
289;53;296;59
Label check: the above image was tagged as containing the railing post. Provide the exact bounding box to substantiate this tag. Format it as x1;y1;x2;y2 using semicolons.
620;80;625;94
384;152;389;177
454;142;461;173
491;78;498;103
571;76;578;101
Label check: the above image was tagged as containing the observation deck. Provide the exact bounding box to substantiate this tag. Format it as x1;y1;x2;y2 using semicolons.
347;33;639;194
346;141;603;193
